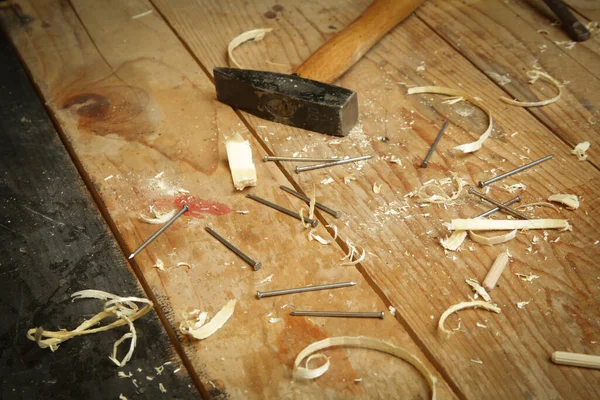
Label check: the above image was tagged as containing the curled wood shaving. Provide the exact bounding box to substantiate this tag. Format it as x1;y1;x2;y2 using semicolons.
448;219;569;231
468;229;517;246
340;240;366;266
26;290;153;367
440;231;468;251
571;141;590;161
228;28;273;69
416;174;465;204
408;86;492;154
308;229;331;245
154;258;165;271
548;194;579;210
373;182;381;194
179;300;236;340
465;279;491;302
438;301;501;335
293;336;437;400
326;224;338;240
140;206;176;224
500;71;562;107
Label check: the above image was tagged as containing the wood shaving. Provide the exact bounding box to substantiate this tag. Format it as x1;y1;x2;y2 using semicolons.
517;301;530;309
470;359;483;364
344;175;356;184
571;141;590;161
502;183;526;193
154;258;165;271
515;272;539;282
140;206;176;224
465;279;491;302
118;371;132;378
389;306;396;316
27;290;153;367
500;71;562;107
292;336;437;400
226;133;257;190
321;177;335;185
237;210;250;214
308;229;331;245
179;300;236;340
256;274;274;286
408;86;492;154
440;231;468;251
159;383;167;393
228;28;273;69
176;262;192;269
132;10;153;19
448;219;569;231
548;194;579;210
326;224;338;240
416;174;465;205
119;395;128;400
373;182;381;194
340;240;366;266
476;322;488;329
487;72;511;86
438;301;501;335
269;317;283;324
468;229;517;246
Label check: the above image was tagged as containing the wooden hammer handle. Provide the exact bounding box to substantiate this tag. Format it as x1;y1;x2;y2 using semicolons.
295;0;424;84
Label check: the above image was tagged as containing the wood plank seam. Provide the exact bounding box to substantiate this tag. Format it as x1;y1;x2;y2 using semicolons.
2;1;210;397
147;2;468;398
414;12;600;173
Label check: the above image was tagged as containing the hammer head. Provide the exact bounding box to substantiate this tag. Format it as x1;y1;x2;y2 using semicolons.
214;67;358;137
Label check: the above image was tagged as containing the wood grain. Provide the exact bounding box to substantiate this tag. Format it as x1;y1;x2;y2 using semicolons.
0;0;455;398
150;0;600;398
0;27;196;399
415;0;600;167
564;0;600;22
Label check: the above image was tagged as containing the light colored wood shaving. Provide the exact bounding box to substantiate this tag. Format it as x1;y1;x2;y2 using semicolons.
548;194;579;210
373;182;381;194
440;230;468;251
438;301;501;335
293;336;437;400
416;174;465;204
228;28;273;69
255;274;274;286
468;229;517;246
140;206;176;224
408;86;492;154
465;279;491;302
326;224;338;240
449;219;569;231
26;290;153;367
308;228;331;245
154;258;165;271
179;300;236;340
340;240;366;266
571;141;590;161
500;71;562;107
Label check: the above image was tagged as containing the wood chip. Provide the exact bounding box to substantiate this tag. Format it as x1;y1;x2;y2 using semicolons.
440;231;468;251
293;336;437;400
438;301;501;335
468;229;517;246
500;71;562;107
548;194;579;210
228;28;273;69
373;182;381;194
408;86;492;154
571;141;590;161
482;253;510;291
225;133;257;190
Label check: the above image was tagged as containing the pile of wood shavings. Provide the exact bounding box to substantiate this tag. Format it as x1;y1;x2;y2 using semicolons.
27;290;153;367
414;174;466;205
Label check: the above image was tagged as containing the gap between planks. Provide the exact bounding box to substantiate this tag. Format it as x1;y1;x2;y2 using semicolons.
414;11;600;173
3;1;212;398
148;1;469;398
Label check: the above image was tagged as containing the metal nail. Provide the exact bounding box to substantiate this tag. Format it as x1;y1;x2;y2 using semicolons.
257;281;356;299
478;155;553;188
290;311;384;319
474;196;520;219
421;120;449;168
295;155;372;173
280;185;342;219
468;188;529;220
205;226;261;271
246;193;318;227
264;155;344;163
128;205;188;259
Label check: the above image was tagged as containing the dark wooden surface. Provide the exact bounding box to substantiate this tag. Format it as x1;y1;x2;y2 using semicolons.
0;29;197;399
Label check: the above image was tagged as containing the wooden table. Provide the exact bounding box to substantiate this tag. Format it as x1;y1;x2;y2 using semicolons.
1;0;599;399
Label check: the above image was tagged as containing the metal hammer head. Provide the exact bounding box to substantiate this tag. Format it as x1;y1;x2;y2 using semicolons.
214;67;358;137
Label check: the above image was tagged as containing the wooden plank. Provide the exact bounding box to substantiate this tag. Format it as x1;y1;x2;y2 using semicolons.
0;27;196;399
414;0;600;166
0;0;456;398
150;0;600;398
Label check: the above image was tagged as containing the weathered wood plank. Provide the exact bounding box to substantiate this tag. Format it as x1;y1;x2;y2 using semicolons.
0;26;196;399
1;0;455;398
150;0;600;398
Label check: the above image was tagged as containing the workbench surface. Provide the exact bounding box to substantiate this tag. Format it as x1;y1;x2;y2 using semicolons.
1;0;599;399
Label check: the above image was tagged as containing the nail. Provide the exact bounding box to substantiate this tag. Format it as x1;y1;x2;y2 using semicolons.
295;155;372;173
478;155;553;188
129;205;188;259
421;120;449;168
474;196;520;218
246;193;318;227
264;155;344;163
257;281;356;299
290;311;384;319
468;188;529;220
205;226;261;271
280;185;342;218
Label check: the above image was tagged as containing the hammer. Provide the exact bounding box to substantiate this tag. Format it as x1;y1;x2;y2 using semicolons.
215;0;424;136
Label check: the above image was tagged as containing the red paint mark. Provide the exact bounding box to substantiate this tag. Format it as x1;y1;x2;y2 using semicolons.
176;195;233;218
